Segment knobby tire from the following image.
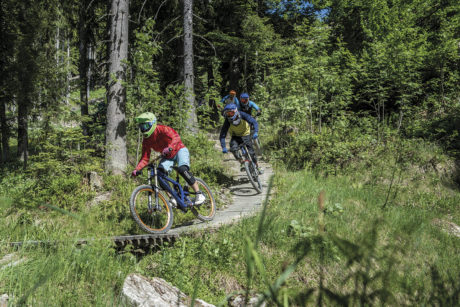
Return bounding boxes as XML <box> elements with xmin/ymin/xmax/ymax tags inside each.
<box><xmin>129</xmin><ymin>185</ymin><xmax>173</xmax><ymax>234</ymax></box>
<box><xmin>191</xmin><ymin>178</ymin><xmax>216</xmax><ymax>221</ymax></box>
<box><xmin>244</xmin><ymin>161</ymin><xmax>262</xmax><ymax>194</ymax></box>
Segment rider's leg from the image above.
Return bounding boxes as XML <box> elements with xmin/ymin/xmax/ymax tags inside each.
<box><xmin>177</xmin><ymin>165</ymin><xmax>196</xmax><ymax>189</ymax></box>
<box><xmin>229</xmin><ymin>136</ymin><xmax>244</xmax><ymax>163</ymax></box>
<box><xmin>158</xmin><ymin>155</ymin><xmax>179</xmax><ymax>206</ymax></box>
<box><xmin>176</xmin><ymin>148</ymin><xmax>205</xmax><ymax>204</ymax></box>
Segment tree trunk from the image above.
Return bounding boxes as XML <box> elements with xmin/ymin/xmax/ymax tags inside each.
<box><xmin>0</xmin><ymin>98</ymin><xmax>8</xmax><ymax>163</ymax></box>
<box><xmin>105</xmin><ymin>0</ymin><xmax>129</xmax><ymax>175</ymax></box>
<box><xmin>79</xmin><ymin>0</ymin><xmax>91</xmax><ymax>137</ymax></box>
<box><xmin>16</xmin><ymin>6</ymin><xmax>36</xmax><ymax>169</ymax></box>
<box><xmin>183</xmin><ymin>0</ymin><xmax>198</xmax><ymax>133</ymax></box>
<box><xmin>229</xmin><ymin>55</ymin><xmax>240</xmax><ymax>92</ymax></box>
<box><xmin>207</xmin><ymin>62</ymin><xmax>219</xmax><ymax>123</ymax></box>
<box><xmin>17</xmin><ymin>94</ymin><xmax>29</xmax><ymax>169</ymax></box>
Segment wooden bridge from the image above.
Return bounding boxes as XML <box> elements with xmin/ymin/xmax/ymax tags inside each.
<box><xmin>7</xmin><ymin>233</ymin><xmax>179</xmax><ymax>251</ymax></box>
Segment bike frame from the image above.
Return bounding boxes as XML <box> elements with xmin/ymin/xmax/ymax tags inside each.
<box><xmin>146</xmin><ymin>164</ymin><xmax>193</xmax><ymax>212</ymax></box>
<box><xmin>239</xmin><ymin>143</ymin><xmax>253</xmax><ymax>163</ymax></box>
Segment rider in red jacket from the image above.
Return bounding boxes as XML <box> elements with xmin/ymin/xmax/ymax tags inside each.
<box><xmin>134</xmin><ymin>124</ymin><xmax>185</xmax><ymax>172</ymax></box>
<box><xmin>132</xmin><ymin>112</ymin><xmax>205</xmax><ymax>205</ymax></box>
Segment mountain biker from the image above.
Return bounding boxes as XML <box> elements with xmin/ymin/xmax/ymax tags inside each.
<box><xmin>238</xmin><ymin>92</ymin><xmax>261</xmax><ymax>141</ymax></box>
<box><xmin>131</xmin><ymin>112</ymin><xmax>205</xmax><ymax>205</ymax></box>
<box><xmin>218</xmin><ymin>90</ymin><xmax>239</xmax><ymax>111</ymax></box>
<box><xmin>238</xmin><ymin>92</ymin><xmax>261</xmax><ymax>117</ymax></box>
<box><xmin>219</xmin><ymin>104</ymin><xmax>263</xmax><ymax>174</ymax></box>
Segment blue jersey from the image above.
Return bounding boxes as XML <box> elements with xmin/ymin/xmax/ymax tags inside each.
<box><xmin>237</xmin><ymin>100</ymin><xmax>260</xmax><ymax>115</ymax></box>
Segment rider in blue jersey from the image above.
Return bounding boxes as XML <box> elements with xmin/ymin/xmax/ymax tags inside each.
<box><xmin>238</xmin><ymin>93</ymin><xmax>261</xmax><ymax>142</ymax></box>
<box><xmin>238</xmin><ymin>93</ymin><xmax>261</xmax><ymax>117</ymax></box>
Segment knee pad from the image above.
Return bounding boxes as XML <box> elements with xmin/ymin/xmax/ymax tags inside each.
<box><xmin>177</xmin><ymin>165</ymin><xmax>196</xmax><ymax>186</ymax></box>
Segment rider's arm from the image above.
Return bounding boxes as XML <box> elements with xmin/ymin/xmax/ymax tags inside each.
<box><xmin>249</xmin><ymin>101</ymin><xmax>261</xmax><ymax>112</ymax></box>
<box><xmin>220</xmin><ymin>95</ymin><xmax>229</xmax><ymax>103</ymax></box>
<box><xmin>160</xmin><ymin>125</ymin><xmax>183</xmax><ymax>158</ymax></box>
<box><xmin>135</xmin><ymin>140</ymin><xmax>152</xmax><ymax>171</ymax></box>
<box><xmin>240</xmin><ymin>112</ymin><xmax>258</xmax><ymax>134</ymax></box>
<box><xmin>219</xmin><ymin>121</ymin><xmax>230</xmax><ymax>148</ymax></box>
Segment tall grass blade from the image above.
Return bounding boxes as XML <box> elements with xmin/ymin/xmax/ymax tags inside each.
<box><xmin>41</xmin><ymin>202</ymin><xmax>81</xmax><ymax>220</ymax></box>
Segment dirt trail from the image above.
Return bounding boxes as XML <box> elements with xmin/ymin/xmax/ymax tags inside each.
<box><xmin>169</xmin><ymin>135</ymin><xmax>273</xmax><ymax>235</ymax></box>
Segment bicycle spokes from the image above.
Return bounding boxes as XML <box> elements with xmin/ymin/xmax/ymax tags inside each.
<box><xmin>130</xmin><ymin>186</ymin><xmax>173</xmax><ymax>233</ymax></box>
<box><xmin>190</xmin><ymin>179</ymin><xmax>216</xmax><ymax>221</ymax></box>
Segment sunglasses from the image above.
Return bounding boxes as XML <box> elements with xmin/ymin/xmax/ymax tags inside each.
<box><xmin>225</xmin><ymin>110</ymin><xmax>236</xmax><ymax>117</ymax></box>
<box><xmin>138</xmin><ymin>122</ymin><xmax>152</xmax><ymax>132</ymax></box>
<box><xmin>240</xmin><ymin>98</ymin><xmax>248</xmax><ymax>103</ymax></box>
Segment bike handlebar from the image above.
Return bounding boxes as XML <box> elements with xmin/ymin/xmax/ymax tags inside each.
<box><xmin>135</xmin><ymin>155</ymin><xmax>163</xmax><ymax>176</ymax></box>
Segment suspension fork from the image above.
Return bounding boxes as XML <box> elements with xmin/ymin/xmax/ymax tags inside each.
<box><xmin>153</xmin><ymin>168</ymin><xmax>160</xmax><ymax>210</ymax></box>
<box><xmin>147</xmin><ymin>166</ymin><xmax>161</xmax><ymax>211</ymax></box>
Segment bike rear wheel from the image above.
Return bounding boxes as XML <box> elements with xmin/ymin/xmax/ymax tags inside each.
<box><xmin>129</xmin><ymin>185</ymin><xmax>173</xmax><ymax>234</ymax></box>
<box><xmin>191</xmin><ymin>178</ymin><xmax>216</xmax><ymax>222</ymax></box>
<box><xmin>244</xmin><ymin>161</ymin><xmax>262</xmax><ymax>193</ymax></box>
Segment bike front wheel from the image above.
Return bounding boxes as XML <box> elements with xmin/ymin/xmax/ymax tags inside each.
<box><xmin>244</xmin><ymin>161</ymin><xmax>262</xmax><ymax>194</ymax></box>
<box><xmin>191</xmin><ymin>178</ymin><xmax>216</xmax><ymax>222</ymax></box>
<box><xmin>129</xmin><ymin>185</ymin><xmax>174</xmax><ymax>234</ymax></box>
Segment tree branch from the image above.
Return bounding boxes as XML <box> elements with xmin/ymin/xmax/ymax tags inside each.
<box><xmin>192</xmin><ymin>13</ymin><xmax>207</xmax><ymax>23</ymax></box>
<box><xmin>165</xmin><ymin>35</ymin><xmax>182</xmax><ymax>45</ymax></box>
<box><xmin>154</xmin><ymin>16</ymin><xmax>181</xmax><ymax>42</ymax></box>
<box><xmin>154</xmin><ymin>0</ymin><xmax>169</xmax><ymax>22</ymax></box>
<box><xmin>85</xmin><ymin>0</ymin><xmax>96</xmax><ymax>13</ymax></box>
<box><xmin>137</xmin><ymin>0</ymin><xmax>148</xmax><ymax>24</ymax></box>
<box><xmin>193</xmin><ymin>33</ymin><xmax>217</xmax><ymax>57</ymax></box>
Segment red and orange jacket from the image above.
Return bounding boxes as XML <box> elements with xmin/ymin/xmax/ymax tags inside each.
<box><xmin>135</xmin><ymin>125</ymin><xmax>185</xmax><ymax>171</ymax></box>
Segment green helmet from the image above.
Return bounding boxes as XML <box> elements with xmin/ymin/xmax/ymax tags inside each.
<box><xmin>135</xmin><ymin>112</ymin><xmax>157</xmax><ymax>138</ymax></box>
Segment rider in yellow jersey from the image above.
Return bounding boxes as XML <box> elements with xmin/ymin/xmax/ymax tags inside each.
<box><xmin>219</xmin><ymin>104</ymin><xmax>263</xmax><ymax>174</ymax></box>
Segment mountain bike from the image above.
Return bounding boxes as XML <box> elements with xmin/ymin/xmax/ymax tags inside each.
<box><xmin>129</xmin><ymin>156</ymin><xmax>216</xmax><ymax>234</ymax></box>
<box><xmin>238</xmin><ymin>143</ymin><xmax>263</xmax><ymax>194</ymax></box>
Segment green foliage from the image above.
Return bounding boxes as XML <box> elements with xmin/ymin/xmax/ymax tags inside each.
<box><xmin>126</xmin><ymin>17</ymin><xmax>162</xmax><ymax>120</ymax></box>
<box><xmin>1</xmin><ymin>0</ymin><xmax>459</xmax><ymax>305</ymax></box>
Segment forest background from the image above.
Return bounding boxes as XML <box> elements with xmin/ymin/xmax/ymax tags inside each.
<box><xmin>0</xmin><ymin>0</ymin><xmax>459</xmax><ymax>305</ymax></box>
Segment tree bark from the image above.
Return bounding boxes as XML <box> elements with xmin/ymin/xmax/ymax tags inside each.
<box><xmin>17</xmin><ymin>92</ymin><xmax>29</xmax><ymax>169</ymax></box>
<box><xmin>16</xmin><ymin>5</ymin><xmax>36</xmax><ymax>169</ymax></box>
<box><xmin>0</xmin><ymin>2</ymin><xmax>11</xmax><ymax>164</ymax></box>
<box><xmin>183</xmin><ymin>0</ymin><xmax>198</xmax><ymax>133</ymax></box>
<box><xmin>207</xmin><ymin>62</ymin><xmax>219</xmax><ymax>123</ymax></box>
<box><xmin>0</xmin><ymin>98</ymin><xmax>8</xmax><ymax>163</ymax></box>
<box><xmin>79</xmin><ymin>0</ymin><xmax>92</xmax><ymax>137</ymax></box>
<box><xmin>105</xmin><ymin>0</ymin><xmax>129</xmax><ymax>175</ymax></box>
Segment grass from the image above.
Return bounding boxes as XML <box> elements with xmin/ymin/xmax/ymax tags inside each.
<box><xmin>129</xmin><ymin>166</ymin><xmax>459</xmax><ymax>305</ymax></box>
<box><xmin>1</xmin><ymin>135</ymin><xmax>459</xmax><ymax>305</ymax></box>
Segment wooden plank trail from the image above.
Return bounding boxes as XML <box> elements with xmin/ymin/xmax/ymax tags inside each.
<box><xmin>7</xmin><ymin>234</ymin><xmax>179</xmax><ymax>249</ymax></box>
